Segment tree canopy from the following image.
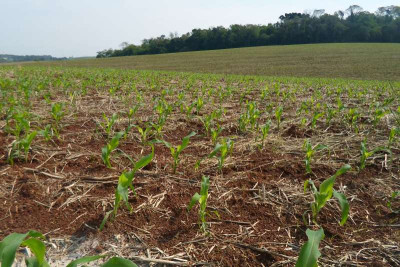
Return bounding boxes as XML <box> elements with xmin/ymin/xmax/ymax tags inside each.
<box><xmin>97</xmin><ymin>5</ymin><xmax>400</xmax><ymax>58</ymax></box>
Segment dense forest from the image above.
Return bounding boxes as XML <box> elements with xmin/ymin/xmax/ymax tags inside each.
<box><xmin>97</xmin><ymin>5</ymin><xmax>400</xmax><ymax>58</ymax></box>
<box><xmin>0</xmin><ymin>54</ymin><xmax>67</xmax><ymax>63</ymax></box>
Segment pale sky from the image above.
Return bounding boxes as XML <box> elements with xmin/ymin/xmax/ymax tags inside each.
<box><xmin>0</xmin><ymin>0</ymin><xmax>396</xmax><ymax>57</ymax></box>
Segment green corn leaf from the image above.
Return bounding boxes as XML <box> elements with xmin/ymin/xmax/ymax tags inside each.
<box><xmin>209</xmin><ymin>143</ymin><xmax>223</xmax><ymax>158</ymax></box>
<box><xmin>21</xmin><ymin>238</ymin><xmax>47</xmax><ymax>266</ymax></box>
<box><xmin>318</xmin><ymin>176</ymin><xmax>335</xmax><ymax>209</ymax></box>
<box><xmin>157</xmin><ymin>139</ymin><xmax>172</xmax><ymax>149</ymax></box>
<box><xmin>66</xmin><ymin>255</ymin><xmax>106</xmax><ymax>267</ymax></box>
<box><xmin>109</xmin><ymin>132</ymin><xmax>124</xmax><ymax>150</ymax></box>
<box><xmin>200</xmin><ymin>176</ymin><xmax>210</xmax><ymax>196</ymax></box>
<box><xmin>0</xmin><ymin>233</ymin><xmax>30</xmax><ymax>267</ymax></box>
<box><xmin>331</xmin><ymin>164</ymin><xmax>351</xmax><ymax>179</ymax></box>
<box><xmin>333</xmin><ymin>190</ymin><xmax>349</xmax><ymax>226</ymax></box>
<box><xmin>187</xmin><ymin>193</ymin><xmax>201</xmax><ymax>211</ymax></box>
<box><xmin>133</xmin><ymin>146</ymin><xmax>154</xmax><ymax>172</ymax></box>
<box><xmin>303</xmin><ymin>180</ymin><xmax>309</xmax><ymax>193</ymax></box>
<box><xmin>101</xmin><ymin>257</ymin><xmax>137</xmax><ymax>267</ymax></box>
<box><xmin>0</xmin><ymin>231</ymin><xmax>45</xmax><ymax>267</ymax></box>
<box><xmin>99</xmin><ymin>210</ymin><xmax>113</xmax><ymax>231</ymax></box>
<box><xmin>25</xmin><ymin>256</ymin><xmax>50</xmax><ymax>267</ymax></box>
<box><xmin>178</xmin><ymin>132</ymin><xmax>196</xmax><ymax>153</ymax></box>
<box><xmin>295</xmin><ymin>228</ymin><xmax>325</xmax><ymax>267</ymax></box>
<box><xmin>314</xmin><ymin>144</ymin><xmax>327</xmax><ymax>151</ymax></box>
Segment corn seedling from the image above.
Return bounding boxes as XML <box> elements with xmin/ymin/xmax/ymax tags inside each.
<box><xmin>196</xmin><ymin>96</ymin><xmax>204</xmax><ymax>114</ymax></box>
<box><xmin>0</xmin><ymin>230</ymin><xmax>138</xmax><ymax>267</ymax></box>
<box><xmin>0</xmin><ymin>230</ymin><xmax>49</xmax><ymax>267</ymax></box>
<box><xmin>337</xmin><ymin>97</ymin><xmax>344</xmax><ymax>112</ymax></box>
<box><xmin>187</xmin><ymin>175</ymin><xmax>210</xmax><ymax>233</ymax></box>
<box><xmin>304</xmin><ymin>164</ymin><xmax>351</xmax><ymax>225</ymax></box>
<box><xmin>295</xmin><ymin>228</ymin><xmax>325</xmax><ymax>267</ymax></box>
<box><xmin>200</xmin><ymin>114</ymin><xmax>214</xmax><ymax>136</ymax></box>
<box><xmin>373</xmin><ymin>107</ymin><xmax>387</xmax><ymax>127</ymax></box>
<box><xmin>197</xmin><ymin>138</ymin><xmax>234</xmax><ymax>172</ymax></box>
<box><xmin>10</xmin><ymin>110</ymin><xmax>30</xmax><ymax>139</ymax></box>
<box><xmin>151</xmin><ymin>115</ymin><xmax>166</xmax><ymax>138</ymax></box>
<box><xmin>39</xmin><ymin>124</ymin><xmax>53</xmax><ymax>142</ymax></box>
<box><xmin>388</xmin><ymin>127</ymin><xmax>399</xmax><ymax>149</ymax></box>
<box><xmin>8</xmin><ymin>131</ymin><xmax>37</xmax><ymax>165</ymax></box>
<box><xmin>326</xmin><ymin>107</ymin><xmax>337</xmax><ymax>125</ymax></box>
<box><xmin>157</xmin><ymin>132</ymin><xmax>196</xmax><ymax>173</ymax></box>
<box><xmin>136</xmin><ymin>124</ymin><xmax>153</xmax><ymax>145</ymax></box>
<box><xmin>184</xmin><ymin>102</ymin><xmax>196</xmax><ymax>119</ymax></box>
<box><xmin>101</xmin><ymin>113</ymin><xmax>118</xmax><ymax>138</ymax></box>
<box><xmin>346</xmin><ymin>108</ymin><xmax>359</xmax><ymax>133</ymax></box>
<box><xmin>238</xmin><ymin>112</ymin><xmax>250</xmax><ymax>133</ymax></box>
<box><xmin>50</xmin><ymin>102</ymin><xmax>65</xmax><ymax>137</ymax></box>
<box><xmin>246</xmin><ymin>101</ymin><xmax>260</xmax><ymax>130</ymax></box>
<box><xmin>101</xmin><ymin>131</ymin><xmax>124</xmax><ymax>168</ymax></box>
<box><xmin>387</xmin><ymin>191</ymin><xmax>400</xmax><ymax>212</ymax></box>
<box><xmin>359</xmin><ymin>140</ymin><xmax>389</xmax><ymax>171</ymax></box>
<box><xmin>102</xmin><ymin>146</ymin><xmax>154</xmax><ymax>228</ymax></box>
<box><xmin>127</xmin><ymin>105</ymin><xmax>139</xmax><ymax>126</ymax></box>
<box><xmin>311</xmin><ymin>111</ymin><xmax>324</xmax><ymax>129</ymax></box>
<box><xmin>303</xmin><ymin>140</ymin><xmax>327</xmax><ymax>175</ymax></box>
<box><xmin>275</xmin><ymin>106</ymin><xmax>283</xmax><ymax>130</ymax></box>
<box><xmin>259</xmin><ymin>120</ymin><xmax>271</xmax><ymax>148</ymax></box>
<box><xmin>211</xmin><ymin>125</ymin><xmax>223</xmax><ymax>145</ymax></box>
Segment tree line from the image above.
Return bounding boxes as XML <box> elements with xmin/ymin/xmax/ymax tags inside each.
<box><xmin>0</xmin><ymin>54</ymin><xmax>67</xmax><ymax>63</ymax></box>
<box><xmin>97</xmin><ymin>5</ymin><xmax>400</xmax><ymax>58</ymax></box>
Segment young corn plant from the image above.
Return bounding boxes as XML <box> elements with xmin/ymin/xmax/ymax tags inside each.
<box><xmin>196</xmin><ymin>96</ymin><xmax>204</xmax><ymax>115</ymax></box>
<box><xmin>346</xmin><ymin>108</ymin><xmax>359</xmax><ymax>133</ymax></box>
<box><xmin>325</xmin><ymin>107</ymin><xmax>337</xmax><ymax>126</ymax></box>
<box><xmin>303</xmin><ymin>140</ymin><xmax>327</xmax><ymax>175</ymax></box>
<box><xmin>311</xmin><ymin>111</ymin><xmax>324</xmax><ymax>129</ymax></box>
<box><xmin>183</xmin><ymin>102</ymin><xmax>196</xmax><ymax>119</ymax></box>
<box><xmin>197</xmin><ymin>138</ymin><xmax>234</xmax><ymax>172</ymax></box>
<box><xmin>20</xmin><ymin>131</ymin><xmax>37</xmax><ymax>162</ymax></box>
<box><xmin>200</xmin><ymin>114</ymin><xmax>214</xmax><ymax>136</ymax></box>
<box><xmin>258</xmin><ymin>120</ymin><xmax>271</xmax><ymax>148</ymax></box>
<box><xmin>101</xmin><ymin>146</ymin><xmax>154</xmax><ymax>228</ymax></box>
<box><xmin>275</xmin><ymin>106</ymin><xmax>283</xmax><ymax>130</ymax></box>
<box><xmin>388</xmin><ymin>127</ymin><xmax>399</xmax><ymax>150</ymax></box>
<box><xmin>101</xmin><ymin>131</ymin><xmax>124</xmax><ymax>168</ymax></box>
<box><xmin>359</xmin><ymin>140</ymin><xmax>389</xmax><ymax>171</ymax></box>
<box><xmin>101</xmin><ymin>113</ymin><xmax>118</xmax><ymax>138</ymax></box>
<box><xmin>373</xmin><ymin>107</ymin><xmax>387</xmax><ymax>127</ymax></box>
<box><xmin>135</xmin><ymin>124</ymin><xmax>153</xmax><ymax>145</ymax></box>
<box><xmin>0</xmin><ymin>230</ymin><xmax>49</xmax><ymax>267</ymax></box>
<box><xmin>127</xmin><ymin>105</ymin><xmax>139</xmax><ymax>126</ymax></box>
<box><xmin>304</xmin><ymin>164</ymin><xmax>351</xmax><ymax>225</ymax></box>
<box><xmin>0</xmin><ymin>230</ymin><xmax>138</xmax><ymax>267</ymax></box>
<box><xmin>238</xmin><ymin>112</ymin><xmax>250</xmax><ymax>133</ymax></box>
<box><xmin>387</xmin><ymin>191</ymin><xmax>399</xmax><ymax>212</ymax></box>
<box><xmin>39</xmin><ymin>124</ymin><xmax>53</xmax><ymax>142</ymax></box>
<box><xmin>151</xmin><ymin>116</ymin><xmax>166</xmax><ymax>138</ymax></box>
<box><xmin>187</xmin><ymin>175</ymin><xmax>210</xmax><ymax>233</ymax></box>
<box><xmin>246</xmin><ymin>101</ymin><xmax>260</xmax><ymax>131</ymax></box>
<box><xmin>295</xmin><ymin>228</ymin><xmax>325</xmax><ymax>267</ymax></box>
<box><xmin>157</xmin><ymin>132</ymin><xmax>196</xmax><ymax>174</ymax></box>
<box><xmin>210</xmin><ymin>125</ymin><xmax>223</xmax><ymax>145</ymax></box>
<box><xmin>50</xmin><ymin>102</ymin><xmax>65</xmax><ymax>137</ymax></box>
<box><xmin>8</xmin><ymin>131</ymin><xmax>37</xmax><ymax>165</ymax></box>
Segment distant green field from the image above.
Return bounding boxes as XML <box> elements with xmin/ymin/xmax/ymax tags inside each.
<box><xmin>30</xmin><ymin>43</ymin><xmax>400</xmax><ymax>80</ymax></box>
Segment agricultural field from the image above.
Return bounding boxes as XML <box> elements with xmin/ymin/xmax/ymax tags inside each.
<box><xmin>0</xmin><ymin>65</ymin><xmax>400</xmax><ymax>266</ymax></box>
<box><xmin>31</xmin><ymin>43</ymin><xmax>400</xmax><ymax>81</ymax></box>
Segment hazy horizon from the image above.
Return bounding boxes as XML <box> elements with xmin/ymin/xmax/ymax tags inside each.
<box><xmin>1</xmin><ymin>0</ymin><xmax>396</xmax><ymax>57</ymax></box>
